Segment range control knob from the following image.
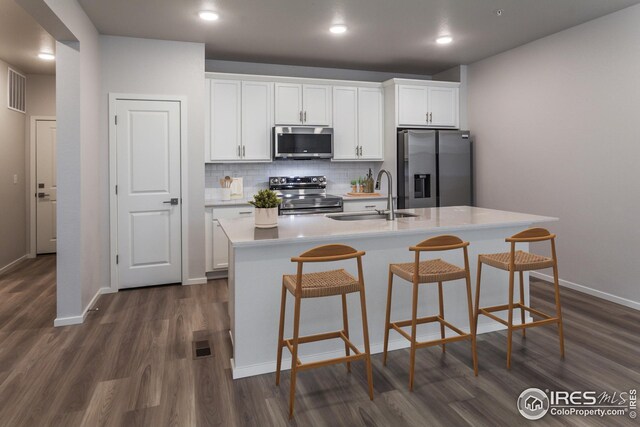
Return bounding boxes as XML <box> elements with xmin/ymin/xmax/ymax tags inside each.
<box><xmin>319</xmin><ymin>177</ymin><xmax>326</xmax><ymax>182</ymax></box>
<box><xmin>312</xmin><ymin>177</ymin><xmax>318</xmax><ymax>183</ymax></box>
<box><xmin>270</xmin><ymin>178</ymin><xmax>279</xmax><ymax>185</ymax></box>
<box><xmin>280</xmin><ymin>177</ymin><xmax>287</xmax><ymax>184</ymax></box>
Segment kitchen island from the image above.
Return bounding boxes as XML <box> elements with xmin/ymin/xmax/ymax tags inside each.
<box><xmin>219</xmin><ymin>206</ymin><xmax>557</xmax><ymax>379</ymax></box>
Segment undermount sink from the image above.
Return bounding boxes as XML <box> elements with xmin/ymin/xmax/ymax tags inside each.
<box><xmin>327</xmin><ymin>211</ymin><xmax>418</xmax><ymax>221</ymax></box>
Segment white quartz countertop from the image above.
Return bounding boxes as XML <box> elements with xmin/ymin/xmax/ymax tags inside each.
<box><xmin>218</xmin><ymin>206</ymin><xmax>557</xmax><ymax>247</ymax></box>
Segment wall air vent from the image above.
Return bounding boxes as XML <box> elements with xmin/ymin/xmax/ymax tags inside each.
<box><xmin>7</xmin><ymin>68</ymin><xmax>26</xmax><ymax>113</ymax></box>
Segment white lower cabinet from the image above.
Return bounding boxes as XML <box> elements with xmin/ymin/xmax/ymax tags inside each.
<box><xmin>206</xmin><ymin>205</ymin><xmax>254</xmax><ymax>272</ymax></box>
<box><xmin>342</xmin><ymin>199</ymin><xmax>388</xmax><ymax>212</ymax></box>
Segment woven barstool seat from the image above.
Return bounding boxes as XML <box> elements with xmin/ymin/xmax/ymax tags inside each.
<box><xmin>283</xmin><ymin>269</ymin><xmax>360</xmax><ymax>298</ymax></box>
<box><xmin>478</xmin><ymin>250</ymin><xmax>554</xmax><ymax>272</ymax></box>
<box><xmin>390</xmin><ymin>259</ymin><xmax>467</xmax><ymax>283</ymax></box>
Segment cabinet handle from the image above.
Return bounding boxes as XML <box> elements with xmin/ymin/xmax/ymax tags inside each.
<box><xmin>299</xmin><ymin>111</ymin><xmax>303</xmax><ymax>123</ymax></box>
<box><xmin>359</xmin><ymin>146</ymin><xmax>363</xmax><ymax>156</ymax></box>
<box><xmin>356</xmin><ymin>146</ymin><xmax>359</xmax><ymax>156</ymax></box>
<box><xmin>365</xmin><ymin>205</ymin><xmax>376</xmax><ymax>208</ymax></box>
<box><xmin>429</xmin><ymin>112</ymin><xmax>433</xmax><ymax>123</ymax></box>
<box><xmin>237</xmin><ymin>146</ymin><xmax>241</xmax><ymax>157</ymax></box>
<box><xmin>426</xmin><ymin>113</ymin><xmax>429</xmax><ymax>123</ymax></box>
<box><xmin>242</xmin><ymin>145</ymin><xmax>245</xmax><ymax>157</ymax></box>
<box><xmin>239</xmin><ymin>211</ymin><xmax>252</xmax><ymax>215</ymax></box>
<box><xmin>303</xmin><ymin>111</ymin><xmax>307</xmax><ymax>122</ymax></box>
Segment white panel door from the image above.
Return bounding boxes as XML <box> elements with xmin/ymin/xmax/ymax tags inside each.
<box><xmin>357</xmin><ymin>87</ymin><xmax>384</xmax><ymax>160</ymax></box>
<box><xmin>211</xmin><ymin>80</ymin><xmax>241</xmax><ymax>161</ymax></box>
<box><xmin>274</xmin><ymin>83</ymin><xmax>303</xmax><ymax>125</ymax></box>
<box><xmin>116</xmin><ymin>99</ymin><xmax>182</xmax><ymax>288</ymax></box>
<box><xmin>398</xmin><ymin>85</ymin><xmax>428</xmax><ymax>126</ymax></box>
<box><xmin>36</xmin><ymin>120</ymin><xmax>57</xmax><ymax>254</ymax></box>
<box><xmin>241</xmin><ymin>81</ymin><xmax>273</xmax><ymax>161</ymax></box>
<box><xmin>302</xmin><ymin>84</ymin><xmax>331</xmax><ymax>126</ymax></box>
<box><xmin>428</xmin><ymin>86</ymin><xmax>459</xmax><ymax>127</ymax></box>
<box><xmin>332</xmin><ymin>86</ymin><xmax>358</xmax><ymax>160</ymax></box>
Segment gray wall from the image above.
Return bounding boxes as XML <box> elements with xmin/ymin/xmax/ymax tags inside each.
<box><xmin>468</xmin><ymin>4</ymin><xmax>640</xmax><ymax>306</ymax></box>
<box><xmin>0</xmin><ymin>60</ymin><xmax>26</xmax><ymax>271</ymax></box>
<box><xmin>206</xmin><ymin>59</ymin><xmax>431</xmax><ymax>82</ymax></box>
<box><xmin>100</xmin><ymin>35</ymin><xmax>206</xmax><ymax>283</ymax></box>
<box><xmin>25</xmin><ymin>73</ymin><xmax>56</xmax><ymax>255</ymax></box>
<box><xmin>44</xmin><ymin>0</ymin><xmax>103</xmax><ymax>323</ymax></box>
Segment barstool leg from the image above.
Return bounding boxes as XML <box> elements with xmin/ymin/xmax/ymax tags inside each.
<box><xmin>408</xmin><ymin>282</ymin><xmax>420</xmax><ymax>391</ymax></box>
<box><xmin>506</xmin><ymin>270</ymin><xmax>515</xmax><ymax>369</ymax></box>
<box><xmin>465</xmin><ymin>273</ymin><xmax>479</xmax><ymax>376</ymax></box>
<box><xmin>276</xmin><ymin>284</ymin><xmax>287</xmax><ymax>385</ymax></box>
<box><xmin>474</xmin><ymin>260</ymin><xmax>483</xmax><ymax>336</ymax></box>
<box><xmin>341</xmin><ymin>294</ymin><xmax>351</xmax><ymax>373</ymax></box>
<box><xmin>383</xmin><ymin>269</ymin><xmax>393</xmax><ymax>366</ymax></box>
<box><xmin>437</xmin><ymin>282</ymin><xmax>446</xmax><ymax>353</ymax></box>
<box><xmin>358</xmin><ymin>287</ymin><xmax>374</xmax><ymax>400</ymax></box>
<box><xmin>519</xmin><ymin>271</ymin><xmax>526</xmax><ymax>338</ymax></box>
<box><xmin>289</xmin><ymin>295</ymin><xmax>302</xmax><ymax>419</ymax></box>
<box><xmin>553</xmin><ymin>263</ymin><xmax>565</xmax><ymax>359</ymax></box>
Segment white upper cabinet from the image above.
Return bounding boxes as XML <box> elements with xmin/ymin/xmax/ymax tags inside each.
<box><xmin>208</xmin><ymin>79</ymin><xmax>273</xmax><ymax>162</ymax></box>
<box><xmin>210</xmin><ymin>79</ymin><xmax>241</xmax><ymax>161</ymax></box>
<box><xmin>332</xmin><ymin>86</ymin><xmax>383</xmax><ymax>161</ymax></box>
<box><xmin>275</xmin><ymin>83</ymin><xmax>331</xmax><ymax>126</ymax></box>
<box><xmin>302</xmin><ymin>84</ymin><xmax>332</xmax><ymax>126</ymax></box>
<box><xmin>427</xmin><ymin>86</ymin><xmax>458</xmax><ymax>127</ymax></box>
<box><xmin>241</xmin><ymin>81</ymin><xmax>273</xmax><ymax>161</ymax></box>
<box><xmin>397</xmin><ymin>82</ymin><xmax>459</xmax><ymax>128</ymax></box>
<box><xmin>357</xmin><ymin>87</ymin><xmax>383</xmax><ymax>160</ymax></box>
<box><xmin>274</xmin><ymin>83</ymin><xmax>303</xmax><ymax>125</ymax></box>
<box><xmin>332</xmin><ymin>86</ymin><xmax>359</xmax><ymax>160</ymax></box>
<box><xmin>398</xmin><ymin>85</ymin><xmax>429</xmax><ymax>126</ymax></box>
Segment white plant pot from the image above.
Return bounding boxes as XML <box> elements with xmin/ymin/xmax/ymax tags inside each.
<box><xmin>254</xmin><ymin>207</ymin><xmax>278</xmax><ymax>229</ymax></box>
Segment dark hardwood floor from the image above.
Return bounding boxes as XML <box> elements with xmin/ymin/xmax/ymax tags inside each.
<box><xmin>0</xmin><ymin>256</ymin><xmax>638</xmax><ymax>426</ymax></box>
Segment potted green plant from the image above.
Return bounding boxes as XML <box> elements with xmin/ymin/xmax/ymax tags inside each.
<box><xmin>350</xmin><ymin>179</ymin><xmax>358</xmax><ymax>193</ymax></box>
<box><xmin>249</xmin><ymin>189</ymin><xmax>281</xmax><ymax>228</ymax></box>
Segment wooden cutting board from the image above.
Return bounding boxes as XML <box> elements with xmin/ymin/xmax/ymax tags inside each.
<box><xmin>345</xmin><ymin>192</ymin><xmax>382</xmax><ymax>197</ymax></box>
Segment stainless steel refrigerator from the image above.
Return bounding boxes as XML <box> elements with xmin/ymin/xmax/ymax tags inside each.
<box><xmin>397</xmin><ymin>130</ymin><xmax>472</xmax><ymax>209</ymax></box>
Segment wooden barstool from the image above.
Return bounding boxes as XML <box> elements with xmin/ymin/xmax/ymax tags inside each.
<box><xmin>383</xmin><ymin>235</ymin><xmax>478</xmax><ymax>391</ymax></box>
<box><xmin>275</xmin><ymin>244</ymin><xmax>374</xmax><ymax>418</ymax></box>
<box><xmin>474</xmin><ymin>227</ymin><xmax>565</xmax><ymax>369</ymax></box>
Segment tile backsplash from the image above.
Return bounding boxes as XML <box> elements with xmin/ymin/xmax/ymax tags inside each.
<box><xmin>205</xmin><ymin>160</ymin><xmax>382</xmax><ymax>195</ymax></box>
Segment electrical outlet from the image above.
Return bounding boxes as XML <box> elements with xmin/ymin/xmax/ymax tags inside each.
<box><xmin>13</xmin><ymin>174</ymin><xmax>18</xmax><ymax>184</ymax></box>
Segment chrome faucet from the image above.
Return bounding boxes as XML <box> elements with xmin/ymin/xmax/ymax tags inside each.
<box><xmin>375</xmin><ymin>169</ymin><xmax>395</xmax><ymax>220</ymax></box>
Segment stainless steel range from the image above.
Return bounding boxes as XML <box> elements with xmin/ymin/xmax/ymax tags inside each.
<box><xmin>269</xmin><ymin>176</ymin><xmax>343</xmax><ymax>215</ymax></box>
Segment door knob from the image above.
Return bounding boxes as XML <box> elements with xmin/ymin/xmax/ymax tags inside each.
<box><xmin>163</xmin><ymin>198</ymin><xmax>179</xmax><ymax>205</ymax></box>
<box><xmin>37</xmin><ymin>192</ymin><xmax>50</xmax><ymax>198</ymax></box>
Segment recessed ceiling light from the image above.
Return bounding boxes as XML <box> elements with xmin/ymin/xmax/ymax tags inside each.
<box><xmin>330</xmin><ymin>24</ymin><xmax>347</xmax><ymax>34</ymax></box>
<box><xmin>38</xmin><ymin>52</ymin><xmax>55</xmax><ymax>61</ymax></box>
<box><xmin>436</xmin><ymin>36</ymin><xmax>453</xmax><ymax>45</ymax></box>
<box><xmin>199</xmin><ymin>10</ymin><xmax>219</xmax><ymax>21</ymax></box>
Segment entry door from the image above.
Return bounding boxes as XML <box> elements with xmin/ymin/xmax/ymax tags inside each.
<box><xmin>36</xmin><ymin>120</ymin><xmax>57</xmax><ymax>254</ymax></box>
<box><xmin>115</xmin><ymin>99</ymin><xmax>182</xmax><ymax>288</ymax></box>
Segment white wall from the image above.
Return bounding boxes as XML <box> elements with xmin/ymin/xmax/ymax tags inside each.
<box><xmin>206</xmin><ymin>59</ymin><xmax>431</xmax><ymax>82</ymax></box>
<box><xmin>44</xmin><ymin>0</ymin><xmax>103</xmax><ymax>324</ymax></box>
<box><xmin>468</xmin><ymin>4</ymin><xmax>640</xmax><ymax>306</ymax></box>
<box><xmin>0</xmin><ymin>60</ymin><xmax>26</xmax><ymax>271</ymax></box>
<box><xmin>100</xmin><ymin>35</ymin><xmax>206</xmax><ymax>283</ymax></box>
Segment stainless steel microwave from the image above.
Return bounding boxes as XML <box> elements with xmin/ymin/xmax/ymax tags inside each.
<box><xmin>273</xmin><ymin>126</ymin><xmax>333</xmax><ymax>159</ymax></box>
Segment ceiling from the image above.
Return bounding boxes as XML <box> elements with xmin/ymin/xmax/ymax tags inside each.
<box><xmin>77</xmin><ymin>0</ymin><xmax>640</xmax><ymax>75</ymax></box>
<box><xmin>0</xmin><ymin>0</ymin><xmax>55</xmax><ymax>74</ymax></box>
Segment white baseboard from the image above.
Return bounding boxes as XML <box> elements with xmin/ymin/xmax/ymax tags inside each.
<box><xmin>530</xmin><ymin>272</ymin><xmax>639</xmax><ymax>311</ymax></box>
<box><xmin>54</xmin><ymin>286</ymin><xmax>111</xmax><ymax>327</ymax></box>
<box><xmin>231</xmin><ymin>318</ymin><xmax>529</xmax><ymax>379</ymax></box>
<box><xmin>183</xmin><ymin>277</ymin><xmax>207</xmax><ymax>286</ymax></box>
<box><xmin>0</xmin><ymin>255</ymin><xmax>27</xmax><ymax>275</ymax></box>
